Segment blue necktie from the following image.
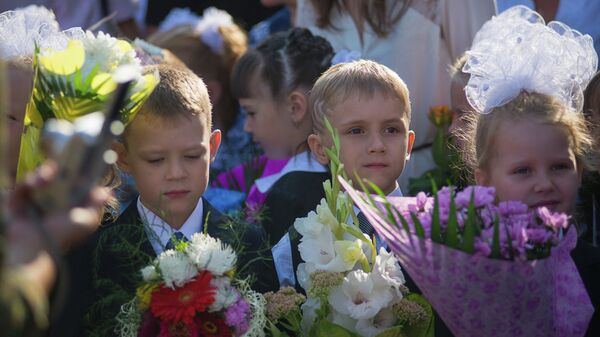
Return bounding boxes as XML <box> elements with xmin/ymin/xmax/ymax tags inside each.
<box><xmin>357</xmin><ymin>211</ymin><xmax>375</xmax><ymax>237</ymax></box>
<box><xmin>165</xmin><ymin>231</ymin><xmax>188</xmax><ymax>250</ymax></box>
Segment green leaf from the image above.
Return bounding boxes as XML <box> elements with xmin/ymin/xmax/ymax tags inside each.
<box><xmin>444</xmin><ymin>188</ymin><xmax>459</xmax><ymax>248</ymax></box>
<box><xmin>491</xmin><ymin>215</ymin><xmax>501</xmax><ymax>259</ymax></box>
<box><xmin>430</xmin><ymin>194</ymin><xmax>442</xmax><ymax>243</ymax></box>
<box><xmin>504</xmin><ymin>222</ymin><xmax>514</xmax><ymax>260</ymax></box>
<box><xmin>461</xmin><ymin>189</ymin><xmax>476</xmax><ymax>253</ymax></box>
<box><xmin>313</xmin><ymin>320</ymin><xmax>361</xmax><ymax>337</ymax></box>
<box><xmin>410</xmin><ymin>212</ymin><xmax>425</xmax><ymax>238</ymax></box>
<box><xmin>401</xmin><ymin>294</ymin><xmax>435</xmax><ymax>337</ymax></box>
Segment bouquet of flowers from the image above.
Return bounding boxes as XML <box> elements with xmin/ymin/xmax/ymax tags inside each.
<box><xmin>116</xmin><ymin>232</ymin><xmax>267</xmax><ymax>337</ymax></box>
<box><xmin>340</xmin><ymin>179</ymin><xmax>594</xmax><ymax>337</ymax></box>
<box><xmin>284</xmin><ymin>120</ymin><xmax>433</xmax><ymax>337</ymax></box>
<box><xmin>16</xmin><ymin>29</ymin><xmax>158</xmax><ymax>180</ymax></box>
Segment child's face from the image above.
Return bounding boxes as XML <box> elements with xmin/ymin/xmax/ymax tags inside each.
<box><xmin>239</xmin><ymin>75</ymin><xmax>299</xmax><ymax>159</ymax></box>
<box><xmin>476</xmin><ymin>120</ymin><xmax>581</xmax><ymax>214</ymax></box>
<box><xmin>117</xmin><ymin>114</ymin><xmax>220</xmax><ymax>228</ymax></box>
<box><xmin>311</xmin><ymin>92</ymin><xmax>415</xmax><ymax>195</ymax></box>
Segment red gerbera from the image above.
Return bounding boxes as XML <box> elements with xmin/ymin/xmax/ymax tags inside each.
<box><xmin>150</xmin><ymin>271</ymin><xmax>215</xmax><ymax>324</ymax></box>
<box><xmin>196</xmin><ymin>313</ymin><xmax>232</xmax><ymax>337</ymax></box>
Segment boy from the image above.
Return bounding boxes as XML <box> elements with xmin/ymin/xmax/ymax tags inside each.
<box><xmin>84</xmin><ymin>64</ymin><xmax>276</xmax><ymax>336</ymax></box>
<box><xmin>272</xmin><ymin>60</ymin><xmax>415</xmax><ymax>287</ymax></box>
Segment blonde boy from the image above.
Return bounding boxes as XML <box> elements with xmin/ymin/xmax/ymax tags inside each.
<box><xmin>274</xmin><ymin>60</ymin><xmax>415</xmax><ymax>288</ymax></box>
<box><xmin>308</xmin><ymin>60</ymin><xmax>415</xmax><ymax>195</ymax></box>
<box><xmin>85</xmin><ymin>64</ymin><xmax>276</xmax><ymax>336</ymax></box>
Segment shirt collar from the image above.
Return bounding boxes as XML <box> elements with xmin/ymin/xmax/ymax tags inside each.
<box><xmin>254</xmin><ymin>151</ymin><xmax>327</xmax><ymax>193</ymax></box>
<box><xmin>137</xmin><ymin>197</ymin><xmax>204</xmax><ymax>255</ymax></box>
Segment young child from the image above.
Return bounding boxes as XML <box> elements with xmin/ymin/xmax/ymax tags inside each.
<box><xmin>149</xmin><ymin>7</ymin><xmax>256</xmax><ymax>175</ymax></box>
<box><xmin>231</xmin><ymin>27</ymin><xmax>334</xmax><ymax>244</ymax></box>
<box><xmin>462</xmin><ymin>7</ymin><xmax>599</xmax><ymax>335</ymax></box>
<box><xmin>271</xmin><ymin>59</ymin><xmax>415</xmax><ymax>287</ymax></box>
<box><xmin>84</xmin><ymin>64</ymin><xmax>277</xmax><ymax>336</ymax></box>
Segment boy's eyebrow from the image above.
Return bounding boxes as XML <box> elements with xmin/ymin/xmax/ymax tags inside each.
<box><xmin>337</xmin><ymin>116</ymin><xmax>405</xmax><ymax>126</ymax></box>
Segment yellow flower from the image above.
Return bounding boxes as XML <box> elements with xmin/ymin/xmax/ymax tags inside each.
<box><xmin>39</xmin><ymin>39</ymin><xmax>85</xmax><ymax>76</ymax></box>
<box><xmin>91</xmin><ymin>72</ymin><xmax>117</xmax><ymax>96</ymax></box>
<box><xmin>334</xmin><ymin>240</ymin><xmax>365</xmax><ymax>266</ymax></box>
<box><xmin>136</xmin><ymin>284</ymin><xmax>158</xmax><ymax>310</ymax></box>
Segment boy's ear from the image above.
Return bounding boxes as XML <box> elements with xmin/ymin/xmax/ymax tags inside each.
<box><xmin>474</xmin><ymin>168</ymin><xmax>487</xmax><ymax>185</ymax></box>
<box><xmin>113</xmin><ymin>141</ymin><xmax>130</xmax><ymax>173</ymax></box>
<box><xmin>308</xmin><ymin>133</ymin><xmax>330</xmax><ymax>165</ymax></box>
<box><xmin>405</xmin><ymin>130</ymin><xmax>416</xmax><ymax>160</ymax></box>
<box><xmin>288</xmin><ymin>90</ymin><xmax>308</xmax><ymax>124</ymax></box>
<box><xmin>209</xmin><ymin>130</ymin><xmax>222</xmax><ymax>162</ymax></box>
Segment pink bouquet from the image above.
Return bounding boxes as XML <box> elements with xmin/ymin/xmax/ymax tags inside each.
<box><xmin>340</xmin><ymin>178</ymin><xmax>594</xmax><ymax>337</ymax></box>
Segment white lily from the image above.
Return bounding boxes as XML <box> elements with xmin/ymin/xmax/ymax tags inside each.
<box><xmin>328</xmin><ymin>269</ymin><xmax>393</xmax><ymax>320</ymax></box>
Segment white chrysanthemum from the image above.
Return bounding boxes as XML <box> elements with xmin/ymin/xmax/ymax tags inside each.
<box><xmin>140</xmin><ymin>265</ymin><xmax>160</xmax><ymax>282</ymax></box>
<box><xmin>79</xmin><ymin>31</ymin><xmax>140</xmax><ymax>78</ymax></box>
<box><xmin>187</xmin><ymin>233</ymin><xmax>237</xmax><ymax>276</ymax></box>
<box><xmin>157</xmin><ymin>249</ymin><xmax>197</xmax><ymax>289</ymax></box>
<box><xmin>372</xmin><ymin>248</ymin><xmax>405</xmax><ymax>298</ymax></box>
<box><xmin>328</xmin><ymin>270</ymin><xmax>394</xmax><ymax>320</ymax></box>
<box><xmin>208</xmin><ymin>277</ymin><xmax>238</xmax><ymax>312</ymax></box>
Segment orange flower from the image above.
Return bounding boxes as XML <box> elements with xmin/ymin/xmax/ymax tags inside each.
<box><xmin>428</xmin><ymin>105</ymin><xmax>453</xmax><ymax>127</ymax></box>
<box><xmin>150</xmin><ymin>271</ymin><xmax>215</xmax><ymax>324</ymax></box>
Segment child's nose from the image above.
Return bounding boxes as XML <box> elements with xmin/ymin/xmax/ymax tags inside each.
<box><xmin>533</xmin><ymin>172</ymin><xmax>555</xmax><ymax>193</ymax></box>
<box><xmin>166</xmin><ymin>159</ymin><xmax>187</xmax><ymax>180</ymax></box>
<box><xmin>368</xmin><ymin>133</ymin><xmax>386</xmax><ymax>153</ymax></box>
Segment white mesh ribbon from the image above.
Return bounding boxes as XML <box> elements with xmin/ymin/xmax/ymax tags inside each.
<box><xmin>464</xmin><ymin>5</ymin><xmax>598</xmax><ymax>114</ymax></box>
<box><xmin>158</xmin><ymin>7</ymin><xmax>201</xmax><ymax>32</ymax></box>
<box><xmin>0</xmin><ymin>5</ymin><xmax>61</xmax><ymax>59</ymax></box>
<box><xmin>195</xmin><ymin>7</ymin><xmax>235</xmax><ymax>55</ymax></box>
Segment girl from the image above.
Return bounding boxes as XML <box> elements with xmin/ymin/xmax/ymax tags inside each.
<box><xmin>231</xmin><ymin>27</ymin><xmax>334</xmax><ymax>244</ymax></box>
<box><xmin>462</xmin><ymin>7</ymin><xmax>599</xmax><ymax>336</ymax></box>
<box><xmin>149</xmin><ymin>7</ymin><xmax>256</xmax><ymax>175</ymax></box>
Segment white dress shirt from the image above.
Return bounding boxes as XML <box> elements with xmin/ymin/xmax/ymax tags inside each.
<box><xmin>137</xmin><ymin>197</ymin><xmax>204</xmax><ymax>255</ymax></box>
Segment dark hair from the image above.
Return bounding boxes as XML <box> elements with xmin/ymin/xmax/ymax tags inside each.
<box><xmin>231</xmin><ymin>27</ymin><xmax>334</xmax><ymax>101</ymax></box>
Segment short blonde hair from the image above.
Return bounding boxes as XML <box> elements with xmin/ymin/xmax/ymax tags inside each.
<box><xmin>310</xmin><ymin>60</ymin><xmax>411</xmax><ymax>133</ymax></box>
<box><xmin>125</xmin><ymin>63</ymin><xmax>212</xmax><ymax>140</ymax></box>
<box><xmin>463</xmin><ymin>90</ymin><xmax>595</xmax><ymax>173</ymax></box>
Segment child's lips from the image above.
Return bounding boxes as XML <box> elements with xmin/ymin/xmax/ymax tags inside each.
<box><xmin>164</xmin><ymin>190</ymin><xmax>190</xmax><ymax>198</ymax></box>
<box><xmin>364</xmin><ymin>163</ymin><xmax>388</xmax><ymax>169</ymax></box>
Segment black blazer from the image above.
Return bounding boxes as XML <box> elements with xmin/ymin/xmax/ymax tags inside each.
<box><xmin>262</xmin><ymin>171</ymin><xmax>331</xmax><ymax>246</ymax></box>
<box><xmin>83</xmin><ymin>198</ymin><xmax>277</xmax><ymax>337</ymax></box>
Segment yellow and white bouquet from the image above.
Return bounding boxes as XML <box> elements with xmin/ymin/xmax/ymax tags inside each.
<box><xmin>17</xmin><ymin>30</ymin><xmax>158</xmax><ymax>180</ymax></box>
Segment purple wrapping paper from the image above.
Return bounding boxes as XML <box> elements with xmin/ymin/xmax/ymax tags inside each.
<box><xmin>339</xmin><ymin>178</ymin><xmax>594</xmax><ymax>337</ymax></box>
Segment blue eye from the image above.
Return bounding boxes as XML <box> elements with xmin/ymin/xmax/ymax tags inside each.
<box><xmin>347</xmin><ymin>128</ymin><xmax>363</xmax><ymax>135</ymax></box>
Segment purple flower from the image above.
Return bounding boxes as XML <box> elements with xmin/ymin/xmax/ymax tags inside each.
<box><xmin>474</xmin><ymin>238</ymin><xmax>492</xmax><ymax>257</ymax></box>
<box><xmin>225</xmin><ymin>298</ymin><xmax>251</xmax><ymax>336</ymax></box>
<box><xmin>455</xmin><ymin>186</ymin><xmax>496</xmax><ymax>209</ymax></box>
<box><xmin>527</xmin><ymin>228</ymin><xmax>553</xmax><ymax>245</ymax></box>
<box><xmin>416</xmin><ymin>192</ymin><xmax>429</xmax><ymax>210</ymax></box>
<box><xmin>537</xmin><ymin>207</ymin><xmax>569</xmax><ymax>231</ymax></box>
<box><xmin>497</xmin><ymin>201</ymin><xmax>529</xmax><ymax>216</ymax></box>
